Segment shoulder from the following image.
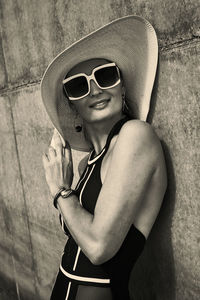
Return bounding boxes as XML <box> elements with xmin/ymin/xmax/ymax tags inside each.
<box><xmin>120</xmin><ymin>119</ymin><xmax>155</xmax><ymax>136</ymax></box>
<box><xmin>114</xmin><ymin>120</ymin><xmax>163</xmax><ymax>164</ymax></box>
<box><xmin>119</xmin><ymin>120</ymin><xmax>160</xmax><ymax>148</ymax></box>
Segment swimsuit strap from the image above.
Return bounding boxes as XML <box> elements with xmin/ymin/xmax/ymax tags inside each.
<box><xmin>88</xmin><ymin>115</ymin><xmax>130</xmax><ymax>165</ymax></box>
<box><xmin>104</xmin><ymin>115</ymin><xmax>130</xmax><ymax>152</ymax></box>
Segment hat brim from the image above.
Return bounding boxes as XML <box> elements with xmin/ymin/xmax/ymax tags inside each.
<box><xmin>41</xmin><ymin>15</ymin><xmax>158</xmax><ymax>151</ymax></box>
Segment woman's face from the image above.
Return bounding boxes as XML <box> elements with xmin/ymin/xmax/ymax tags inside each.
<box><xmin>66</xmin><ymin>58</ymin><xmax>124</xmax><ymax>124</ymax></box>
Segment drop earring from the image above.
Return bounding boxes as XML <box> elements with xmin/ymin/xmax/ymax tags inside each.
<box><xmin>122</xmin><ymin>93</ymin><xmax>126</xmax><ymax>111</ymax></box>
<box><xmin>122</xmin><ymin>93</ymin><xmax>129</xmax><ymax>114</ymax></box>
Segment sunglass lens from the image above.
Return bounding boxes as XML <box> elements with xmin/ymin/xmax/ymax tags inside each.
<box><xmin>64</xmin><ymin>76</ymin><xmax>88</xmax><ymax>98</ymax></box>
<box><xmin>95</xmin><ymin>66</ymin><xmax>119</xmax><ymax>88</ymax></box>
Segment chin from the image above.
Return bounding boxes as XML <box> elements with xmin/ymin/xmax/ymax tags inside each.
<box><xmin>87</xmin><ymin>109</ymin><xmax>122</xmax><ymax>124</ymax></box>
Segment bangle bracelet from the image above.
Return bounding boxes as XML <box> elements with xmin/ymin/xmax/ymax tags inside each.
<box><xmin>53</xmin><ymin>187</ymin><xmax>66</xmax><ymax>209</ymax></box>
<box><xmin>53</xmin><ymin>187</ymin><xmax>74</xmax><ymax>209</ymax></box>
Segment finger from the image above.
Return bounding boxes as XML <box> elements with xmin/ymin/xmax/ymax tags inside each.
<box><xmin>48</xmin><ymin>146</ymin><xmax>56</xmax><ymax>158</ymax></box>
<box><xmin>51</xmin><ymin>130</ymin><xmax>63</xmax><ymax>157</ymax></box>
<box><xmin>63</xmin><ymin>146</ymin><xmax>73</xmax><ymax>163</ymax></box>
<box><xmin>51</xmin><ymin>130</ymin><xmax>63</xmax><ymax>147</ymax></box>
<box><xmin>64</xmin><ymin>139</ymin><xmax>71</xmax><ymax>150</ymax></box>
<box><xmin>58</xmin><ymin>131</ymin><xmax>66</xmax><ymax>148</ymax></box>
<box><xmin>55</xmin><ymin>129</ymin><xmax>66</xmax><ymax>148</ymax></box>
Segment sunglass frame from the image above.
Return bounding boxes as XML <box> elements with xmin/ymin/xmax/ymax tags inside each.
<box><xmin>63</xmin><ymin>62</ymin><xmax>121</xmax><ymax>100</ymax></box>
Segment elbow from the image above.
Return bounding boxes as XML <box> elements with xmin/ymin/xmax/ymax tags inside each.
<box><xmin>90</xmin><ymin>254</ymin><xmax>105</xmax><ymax>266</ymax></box>
<box><xmin>88</xmin><ymin>242</ymin><xmax>114</xmax><ymax>265</ymax></box>
<box><xmin>89</xmin><ymin>257</ymin><xmax>102</xmax><ymax>266</ymax></box>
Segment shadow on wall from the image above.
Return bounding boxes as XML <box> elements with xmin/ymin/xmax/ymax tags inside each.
<box><xmin>0</xmin><ymin>272</ymin><xmax>36</xmax><ymax>300</ymax></box>
<box><xmin>0</xmin><ymin>198</ymin><xmax>36</xmax><ymax>300</ymax></box>
<box><xmin>0</xmin><ymin>272</ymin><xmax>17</xmax><ymax>300</ymax></box>
<box><xmin>129</xmin><ymin>60</ymin><xmax>176</xmax><ymax>300</ymax></box>
<box><xmin>0</xmin><ymin>272</ymin><xmax>37</xmax><ymax>300</ymax></box>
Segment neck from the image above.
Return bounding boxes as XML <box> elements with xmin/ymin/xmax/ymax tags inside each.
<box><xmin>84</xmin><ymin>112</ymin><xmax>126</xmax><ymax>154</ymax></box>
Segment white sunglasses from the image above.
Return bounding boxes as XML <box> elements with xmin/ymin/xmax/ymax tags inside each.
<box><xmin>63</xmin><ymin>62</ymin><xmax>121</xmax><ymax>100</ymax></box>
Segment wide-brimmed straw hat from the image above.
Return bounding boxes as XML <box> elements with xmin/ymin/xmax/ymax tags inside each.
<box><xmin>41</xmin><ymin>15</ymin><xmax>158</xmax><ymax>151</ymax></box>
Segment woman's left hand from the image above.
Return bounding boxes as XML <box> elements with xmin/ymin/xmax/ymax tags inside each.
<box><xmin>42</xmin><ymin>131</ymin><xmax>74</xmax><ymax>197</ymax></box>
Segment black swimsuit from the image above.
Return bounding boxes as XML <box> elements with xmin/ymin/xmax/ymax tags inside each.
<box><xmin>50</xmin><ymin>117</ymin><xmax>146</xmax><ymax>300</ymax></box>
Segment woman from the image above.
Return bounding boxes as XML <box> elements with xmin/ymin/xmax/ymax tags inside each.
<box><xmin>41</xmin><ymin>16</ymin><xmax>167</xmax><ymax>300</ymax></box>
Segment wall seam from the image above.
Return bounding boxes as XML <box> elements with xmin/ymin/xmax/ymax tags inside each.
<box><xmin>0</xmin><ymin>37</ymin><xmax>199</xmax><ymax>97</ymax></box>
<box><xmin>0</xmin><ymin>2</ymin><xmax>8</xmax><ymax>88</ymax></box>
<box><xmin>0</xmin><ymin>6</ymin><xmax>20</xmax><ymax>299</ymax></box>
<box><xmin>0</xmin><ymin>81</ymin><xmax>39</xmax><ymax>96</ymax></box>
<box><xmin>11</xmin><ymin>255</ymin><xmax>21</xmax><ymax>300</ymax></box>
<box><xmin>161</xmin><ymin>37</ymin><xmax>200</xmax><ymax>52</ymax></box>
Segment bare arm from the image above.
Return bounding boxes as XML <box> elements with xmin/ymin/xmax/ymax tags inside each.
<box><xmin>44</xmin><ymin>121</ymin><xmax>165</xmax><ymax>264</ymax></box>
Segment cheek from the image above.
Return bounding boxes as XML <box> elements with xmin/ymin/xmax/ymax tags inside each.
<box><xmin>69</xmin><ymin>100</ymin><xmax>84</xmax><ymax>112</ymax></box>
<box><xmin>72</xmin><ymin>101</ymin><xmax>89</xmax><ymax>118</ymax></box>
<box><xmin>115</xmin><ymin>97</ymin><xmax>123</xmax><ymax>111</ymax></box>
<box><xmin>112</xmin><ymin>89</ymin><xmax>123</xmax><ymax>106</ymax></box>
<box><xmin>111</xmin><ymin>84</ymin><xmax>123</xmax><ymax>99</ymax></box>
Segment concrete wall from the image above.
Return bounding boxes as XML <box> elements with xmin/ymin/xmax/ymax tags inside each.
<box><xmin>0</xmin><ymin>1</ymin><xmax>199</xmax><ymax>299</ymax></box>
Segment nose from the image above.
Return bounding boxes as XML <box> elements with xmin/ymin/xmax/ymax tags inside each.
<box><xmin>89</xmin><ymin>79</ymin><xmax>102</xmax><ymax>96</ymax></box>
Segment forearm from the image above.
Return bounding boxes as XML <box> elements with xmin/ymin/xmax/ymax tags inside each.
<box><xmin>57</xmin><ymin>194</ymin><xmax>101</xmax><ymax>263</ymax></box>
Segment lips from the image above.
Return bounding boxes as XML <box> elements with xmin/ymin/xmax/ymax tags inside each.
<box><xmin>89</xmin><ymin>98</ymin><xmax>110</xmax><ymax>108</ymax></box>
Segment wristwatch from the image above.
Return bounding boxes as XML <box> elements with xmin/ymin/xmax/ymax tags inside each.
<box><xmin>53</xmin><ymin>187</ymin><xmax>74</xmax><ymax>209</ymax></box>
<box><xmin>60</xmin><ymin>189</ymin><xmax>74</xmax><ymax>198</ymax></box>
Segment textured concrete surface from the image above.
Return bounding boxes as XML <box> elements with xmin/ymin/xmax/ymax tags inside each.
<box><xmin>131</xmin><ymin>41</ymin><xmax>200</xmax><ymax>300</ymax></box>
<box><xmin>0</xmin><ymin>95</ymin><xmax>38</xmax><ymax>299</ymax></box>
<box><xmin>0</xmin><ymin>87</ymin><xmax>87</xmax><ymax>299</ymax></box>
<box><xmin>0</xmin><ymin>30</ymin><xmax>7</xmax><ymax>89</ymax></box>
<box><xmin>155</xmin><ymin>43</ymin><xmax>200</xmax><ymax>300</ymax></box>
<box><xmin>0</xmin><ymin>1</ymin><xmax>199</xmax><ymax>299</ymax></box>
<box><xmin>0</xmin><ymin>0</ymin><xmax>199</xmax><ymax>87</ymax></box>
